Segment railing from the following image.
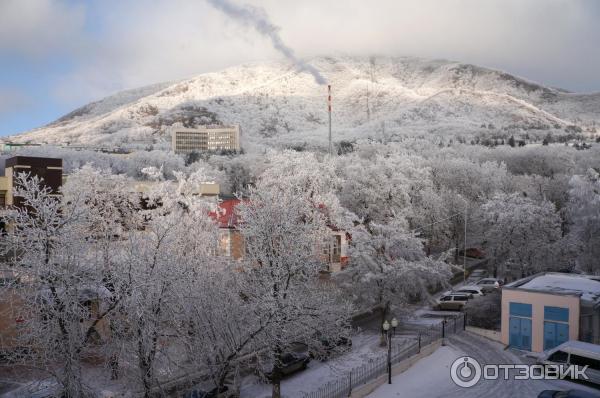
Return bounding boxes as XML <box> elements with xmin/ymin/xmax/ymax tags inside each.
<box><xmin>301</xmin><ymin>314</ymin><xmax>464</xmax><ymax>398</ymax></box>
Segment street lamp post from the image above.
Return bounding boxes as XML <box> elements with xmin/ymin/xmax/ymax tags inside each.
<box><xmin>383</xmin><ymin>318</ymin><xmax>398</xmax><ymax>384</ymax></box>
<box><xmin>463</xmin><ymin>199</ymin><xmax>468</xmax><ymax>283</ymax></box>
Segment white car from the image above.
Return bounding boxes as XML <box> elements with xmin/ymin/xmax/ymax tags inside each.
<box><xmin>436</xmin><ymin>293</ymin><xmax>472</xmax><ymax>311</ymax></box>
<box><xmin>453</xmin><ymin>285</ymin><xmax>485</xmax><ymax>296</ymax></box>
<box><xmin>475</xmin><ymin>278</ymin><xmax>501</xmax><ymax>292</ymax></box>
<box><xmin>539</xmin><ymin>340</ymin><xmax>600</xmax><ymax>385</ymax></box>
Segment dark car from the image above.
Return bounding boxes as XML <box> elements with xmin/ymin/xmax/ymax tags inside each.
<box><xmin>182</xmin><ymin>383</ymin><xmax>229</xmax><ymax>398</ymax></box>
<box><xmin>182</xmin><ymin>389</ymin><xmax>217</xmax><ymax>398</ymax></box>
<box><xmin>538</xmin><ymin>390</ymin><xmax>600</xmax><ymax>398</ymax></box>
<box><xmin>458</xmin><ymin>248</ymin><xmax>486</xmax><ymax>259</ymax></box>
<box><xmin>311</xmin><ymin>335</ymin><xmax>352</xmax><ymax>360</ymax></box>
<box><xmin>265</xmin><ymin>352</ymin><xmax>310</xmax><ymax>380</ymax></box>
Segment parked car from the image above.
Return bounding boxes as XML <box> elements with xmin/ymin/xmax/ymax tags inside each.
<box><xmin>182</xmin><ymin>382</ymin><xmax>230</xmax><ymax>398</ymax></box>
<box><xmin>475</xmin><ymin>278</ymin><xmax>500</xmax><ymax>293</ymax></box>
<box><xmin>452</xmin><ymin>285</ymin><xmax>485</xmax><ymax>297</ymax></box>
<box><xmin>458</xmin><ymin>248</ymin><xmax>486</xmax><ymax>259</ymax></box>
<box><xmin>467</xmin><ymin>269</ymin><xmax>486</xmax><ymax>282</ymax></box>
<box><xmin>538</xmin><ymin>341</ymin><xmax>600</xmax><ymax>385</ymax></box>
<box><xmin>538</xmin><ymin>390</ymin><xmax>600</xmax><ymax>398</ymax></box>
<box><xmin>182</xmin><ymin>388</ymin><xmax>219</xmax><ymax>398</ymax></box>
<box><xmin>312</xmin><ymin>335</ymin><xmax>352</xmax><ymax>360</ymax></box>
<box><xmin>264</xmin><ymin>352</ymin><xmax>310</xmax><ymax>380</ymax></box>
<box><xmin>436</xmin><ymin>293</ymin><xmax>472</xmax><ymax>311</ymax></box>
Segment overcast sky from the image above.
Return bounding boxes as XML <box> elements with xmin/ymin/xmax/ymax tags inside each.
<box><xmin>1</xmin><ymin>0</ymin><xmax>599</xmax><ymax>136</ymax></box>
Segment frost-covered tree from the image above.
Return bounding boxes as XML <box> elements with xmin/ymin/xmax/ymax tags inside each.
<box><xmin>336</xmin><ymin>150</ymin><xmax>429</xmax><ymax>224</ymax></box>
<box><xmin>340</xmin><ymin>219</ymin><xmax>451</xmax><ymax>332</ymax></box>
<box><xmin>429</xmin><ymin>157</ymin><xmax>511</xmax><ymax>202</ymax></box>
<box><xmin>481</xmin><ymin>193</ymin><xmax>566</xmax><ymax>279</ymax></box>
<box><xmin>0</xmin><ymin>173</ymin><xmax>125</xmax><ymax>397</ymax></box>
<box><xmin>116</xmin><ymin>169</ymin><xmax>220</xmax><ymax>397</ymax></box>
<box><xmin>567</xmin><ymin>169</ymin><xmax>600</xmax><ymax>274</ymax></box>
<box><xmin>408</xmin><ymin>186</ymin><xmax>448</xmax><ymax>255</ymax></box>
<box><xmin>236</xmin><ymin>171</ymin><xmax>352</xmax><ymax>398</ymax></box>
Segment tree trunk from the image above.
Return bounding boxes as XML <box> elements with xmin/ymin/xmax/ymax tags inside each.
<box><xmin>109</xmin><ymin>354</ymin><xmax>119</xmax><ymax>380</ymax></box>
<box><xmin>272</xmin><ymin>379</ymin><xmax>282</xmax><ymax>398</ymax></box>
<box><xmin>272</xmin><ymin>346</ymin><xmax>283</xmax><ymax>398</ymax></box>
<box><xmin>217</xmin><ymin>364</ymin><xmax>231</xmax><ymax>394</ymax></box>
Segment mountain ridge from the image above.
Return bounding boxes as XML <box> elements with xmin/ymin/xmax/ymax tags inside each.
<box><xmin>7</xmin><ymin>56</ymin><xmax>599</xmax><ymax>149</ymax></box>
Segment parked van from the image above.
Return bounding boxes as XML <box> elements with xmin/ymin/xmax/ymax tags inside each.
<box><xmin>436</xmin><ymin>293</ymin><xmax>472</xmax><ymax>311</ymax></box>
<box><xmin>539</xmin><ymin>341</ymin><xmax>600</xmax><ymax>385</ymax></box>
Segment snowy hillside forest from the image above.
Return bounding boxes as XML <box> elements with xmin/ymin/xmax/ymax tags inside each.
<box><xmin>5</xmin><ymin>56</ymin><xmax>600</xmax><ymax>149</ymax></box>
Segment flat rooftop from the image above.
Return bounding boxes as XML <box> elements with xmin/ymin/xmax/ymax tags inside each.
<box><xmin>5</xmin><ymin>156</ymin><xmax>62</xmax><ymax>168</ymax></box>
<box><xmin>506</xmin><ymin>272</ymin><xmax>600</xmax><ymax>303</ymax></box>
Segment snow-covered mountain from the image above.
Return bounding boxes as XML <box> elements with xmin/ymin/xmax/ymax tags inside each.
<box><xmin>7</xmin><ymin>56</ymin><xmax>600</xmax><ymax>149</ymax></box>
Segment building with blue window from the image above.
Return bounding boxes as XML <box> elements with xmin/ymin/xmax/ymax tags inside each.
<box><xmin>501</xmin><ymin>273</ymin><xmax>600</xmax><ymax>352</ymax></box>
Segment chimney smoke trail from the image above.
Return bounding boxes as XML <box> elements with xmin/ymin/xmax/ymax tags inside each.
<box><xmin>205</xmin><ymin>0</ymin><xmax>326</xmax><ymax>85</ymax></box>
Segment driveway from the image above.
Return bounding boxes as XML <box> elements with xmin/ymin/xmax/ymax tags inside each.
<box><xmin>368</xmin><ymin>332</ymin><xmax>600</xmax><ymax>398</ymax></box>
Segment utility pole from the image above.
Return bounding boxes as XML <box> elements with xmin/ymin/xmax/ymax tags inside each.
<box><xmin>366</xmin><ymin>83</ymin><xmax>370</xmax><ymax>122</ymax></box>
<box><xmin>328</xmin><ymin>84</ymin><xmax>332</xmax><ymax>156</ymax></box>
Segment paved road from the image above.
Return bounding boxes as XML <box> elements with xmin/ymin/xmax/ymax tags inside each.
<box><xmin>444</xmin><ymin>332</ymin><xmax>600</xmax><ymax>398</ymax></box>
<box><xmin>369</xmin><ymin>331</ymin><xmax>600</xmax><ymax>398</ymax></box>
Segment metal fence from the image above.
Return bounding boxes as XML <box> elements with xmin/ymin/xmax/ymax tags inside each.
<box><xmin>301</xmin><ymin>314</ymin><xmax>464</xmax><ymax>398</ymax></box>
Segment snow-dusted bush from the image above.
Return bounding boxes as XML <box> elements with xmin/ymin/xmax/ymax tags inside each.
<box><xmin>465</xmin><ymin>291</ymin><xmax>501</xmax><ymax>330</ymax></box>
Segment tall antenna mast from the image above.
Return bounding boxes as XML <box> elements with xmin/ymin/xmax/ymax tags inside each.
<box><xmin>328</xmin><ymin>84</ymin><xmax>332</xmax><ymax>156</ymax></box>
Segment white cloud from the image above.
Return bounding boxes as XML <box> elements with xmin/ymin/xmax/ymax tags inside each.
<box><xmin>0</xmin><ymin>0</ymin><xmax>86</xmax><ymax>57</ymax></box>
<box><xmin>8</xmin><ymin>0</ymin><xmax>600</xmax><ymax>107</ymax></box>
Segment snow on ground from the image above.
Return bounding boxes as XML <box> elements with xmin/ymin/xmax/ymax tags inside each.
<box><xmin>366</xmin><ymin>345</ymin><xmax>459</xmax><ymax>398</ymax></box>
<box><xmin>405</xmin><ymin>309</ymin><xmax>462</xmax><ymax>328</ymax></box>
<box><xmin>240</xmin><ymin>333</ymin><xmax>411</xmax><ymax>398</ymax></box>
<box><xmin>368</xmin><ymin>332</ymin><xmax>600</xmax><ymax>398</ymax></box>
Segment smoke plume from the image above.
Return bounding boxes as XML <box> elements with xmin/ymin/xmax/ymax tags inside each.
<box><xmin>205</xmin><ymin>0</ymin><xmax>326</xmax><ymax>85</ymax></box>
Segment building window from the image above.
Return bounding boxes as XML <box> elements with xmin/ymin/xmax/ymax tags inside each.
<box><xmin>544</xmin><ymin>306</ymin><xmax>569</xmax><ymax>350</ymax></box>
<box><xmin>323</xmin><ymin>235</ymin><xmax>341</xmax><ymax>264</ymax></box>
<box><xmin>544</xmin><ymin>306</ymin><xmax>569</xmax><ymax>322</ymax></box>
<box><xmin>509</xmin><ymin>302</ymin><xmax>532</xmax><ymax>350</ymax></box>
<box><xmin>509</xmin><ymin>302</ymin><xmax>532</xmax><ymax>317</ymax></box>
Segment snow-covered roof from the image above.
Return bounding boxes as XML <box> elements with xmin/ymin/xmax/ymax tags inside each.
<box><xmin>506</xmin><ymin>272</ymin><xmax>600</xmax><ymax>303</ymax></box>
<box><xmin>545</xmin><ymin>340</ymin><xmax>600</xmax><ymax>358</ymax></box>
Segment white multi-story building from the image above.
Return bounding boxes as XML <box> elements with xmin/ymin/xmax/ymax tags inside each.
<box><xmin>171</xmin><ymin>125</ymin><xmax>241</xmax><ymax>154</ymax></box>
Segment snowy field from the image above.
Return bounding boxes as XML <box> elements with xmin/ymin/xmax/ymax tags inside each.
<box><xmin>368</xmin><ymin>333</ymin><xmax>600</xmax><ymax>398</ymax></box>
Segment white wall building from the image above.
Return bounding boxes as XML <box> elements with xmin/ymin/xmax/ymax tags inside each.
<box><xmin>171</xmin><ymin>125</ymin><xmax>241</xmax><ymax>154</ymax></box>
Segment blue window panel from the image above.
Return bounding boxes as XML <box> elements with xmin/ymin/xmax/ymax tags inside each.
<box><xmin>509</xmin><ymin>317</ymin><xmax>521</xmax><ymax>348</ymax></box>
<box><xmin>521</xmin><ymin>318</ymin><xmax>532</xmax><ymax>350</ymax></box>
<box><xmin>544</xmin><ymin>306</ymin><xmax>569</xmax><ymax>322</ymax></box>
<box><xmin>510</xmin><ymin>302</ymin><xmax>532</xmax><ymax>317</ymax></box>
<box><xmin>544</xmin><ymin>321</ymin><xmax>569</xmax><ymax>350</ymax></box>
<box><xmin>544</xmin><ymin>322</ymin><xmax>557</xmax><ymax>350</ymax></box>
<box><xmin>556</xmin><ymin>323</ymin><xmax>569</xmax><ymax>346</ymax></box>
<box><xmin>509</xmin><ymin>317</ymin><xmax>532</xmax><ymax>350</ymax></box>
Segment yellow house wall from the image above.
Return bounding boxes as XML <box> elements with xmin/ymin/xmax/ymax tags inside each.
<box><xmin>501</xmin><ymin>288</ymin><xmax>580</xmax><ymax>352</ymax></box>
<box><xmin>2</xmin><ymin>167</ymin><xmax>13</xmax><ymax>205</ymax></box>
